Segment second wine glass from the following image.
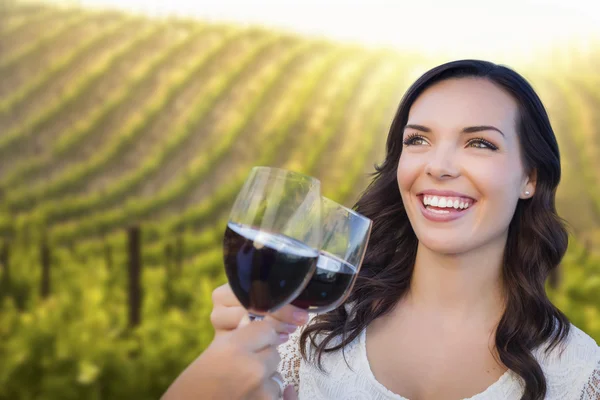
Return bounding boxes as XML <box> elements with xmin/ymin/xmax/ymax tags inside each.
<box><xmin>291</xmin><ymin>196</ymin><xmax>372</xmax><ymax>313</ymax></box>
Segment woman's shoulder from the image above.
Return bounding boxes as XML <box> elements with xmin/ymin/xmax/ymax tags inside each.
<box><xmin>570</xmin><ymin>324</ymin><xmax>600</xmax><ymax>364</ymax></box>
<box><xmin>533</xmin><ymin>323</ymin><xmax>600</xmax><ymax>396</ymax></box>
<box><xmin>534</xmin><ymin>323</ymin><xmax>599</xmax><ymax>367</ymax></box>
<box><xmin>566</xmin><ymin>323</ymin><xmax>599</xmax><ymax>351</ymax></box>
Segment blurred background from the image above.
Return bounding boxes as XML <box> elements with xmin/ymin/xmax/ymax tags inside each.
<box><xmin>0</xmin><ymin>0</ymin><xmax>599</xmax><ymax>398</ymax></box>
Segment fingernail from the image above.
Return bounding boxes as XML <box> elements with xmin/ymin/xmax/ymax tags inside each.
<box><xmin>284</xmin><ymin>323</ymin><xmax>298</xmax><ymax>333</ymax></box>
<box><xmin>293</xmin><ymin>311</ymin><xmax>308</xmax><ymax>324</ymax></box>
<box><xmin>279</xmin><ymin>333</ymin><xmax>290</xmax><ymax>343</ymax></box>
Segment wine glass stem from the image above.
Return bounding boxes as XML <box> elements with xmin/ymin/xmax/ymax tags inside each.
<box><xmin>248</xmin><ymin>313</ymin><xmax>264</xmax><ymax>322</ymax></box>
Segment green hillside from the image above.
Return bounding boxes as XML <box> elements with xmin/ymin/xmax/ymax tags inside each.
<box><xmin>0</xmin><ymin>2</ymin><xmax>598</xmax><ymax>399</ymax></box>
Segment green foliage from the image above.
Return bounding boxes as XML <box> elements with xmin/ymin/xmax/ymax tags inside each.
<box><xmin>0</xmin><ymin>10</ymin><xmax>85</xmax><ymax>73</ymax></box>
<box><xmin>0</xmin><ymin>14</ymin><xmax>129</xmax><ymax>115</ymax></box>
<box><xmin>0</xmin><ymin>16</ymin><xmax>149</xmax><ymax>172</ymax></box>
<box><xmin>0</xmin><ymin>251</ymin><xmax>223</xmax><ymax>400</ymax></box>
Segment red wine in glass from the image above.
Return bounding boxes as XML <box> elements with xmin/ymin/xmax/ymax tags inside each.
<box><xmin>290</xmin><ymin>196</ymin><xmax>371</xmax><ymax>314</ymax></box>
<box><xmin>224</xmin><ymin>222</ymin><xmax>318</xmax><ymax>315</ymax></box>
<box><xmin>223</xmin><ymin>167</ymin><xmax>322</xmax><ymax>321</ymax></box>
<box><xmin>291</xmin><ymin>251</ymin><xmax>356</xmax><ymax>310</ymax></box>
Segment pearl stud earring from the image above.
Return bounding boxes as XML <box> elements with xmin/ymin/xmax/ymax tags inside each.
<box><xmin>525</xmin><ymin>191</ymin><xmax>530</xmax><ymax>196</ymax></box>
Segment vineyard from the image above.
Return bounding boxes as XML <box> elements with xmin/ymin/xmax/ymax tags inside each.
<box><xmin>0</xmin><ymin>2</ymin><xmax>599</xmax><ymax>399</ymax></box>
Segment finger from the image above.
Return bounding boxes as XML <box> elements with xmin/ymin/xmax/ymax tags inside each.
<box><xmin>283</xmin><ymin>385</ymin><xmax>298</xmax><ymax>400</ymax></box>
<box><xmin>211</xmin><ymin>283</ymin><xmax>241</xmax><ymax>307</ymax></box>
<box><xmin>233</xmin><ymin>319</ymin><xmax>287</xmax><ymax>352</ymax></box>
<box><xmin>254</xmin><ymin>346</ymin><xmax>281</xmax><ymax>377</ymax></box>
<box><xmin>267</xmin><ymin>304</ymin><xmax>309</xmax><ymax>327</ymax></box>
<box><xmin>263</xmin><ymin>315</ymin><xmax>302</xmax><ymax>336</ymax></box>
<box><xmin>210</xmin><ymin>305</ymin><xmax>247</xmax><ymax>331</ymax></box>
<box><xmin>236</xmin><ymin>314</ymin><xmax>298</xmax><ymax>336</ymax></box>
<box><xmin>237</xmin><ymin>313</ymin><xmax>250</xmax><ymax>328</ymax></box>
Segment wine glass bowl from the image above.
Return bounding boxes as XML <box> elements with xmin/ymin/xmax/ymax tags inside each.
<box><xmin>223</xmin><ymin>167</ymin><xmax>322</xmax><ymax>320</ymax></box>
<box><xmin>291</xmin><ymin>196</ymin><xmax>372</xmax><ymax>314</ymax></box>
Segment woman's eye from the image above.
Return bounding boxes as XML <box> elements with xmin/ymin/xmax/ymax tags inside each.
<box><xmin>467</xmin><ymin>138</ymin><xmax>498</xmax><ymax>151</ymax></box>
<box><xmin>403</xmin><ymin>134</ymin><xmax>428</xmax><ymax>146</ymax></box>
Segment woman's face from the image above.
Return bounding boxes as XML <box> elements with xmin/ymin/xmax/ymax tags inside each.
<box><xmin>397</xmin><ymin>77</ymin><xmax>535</xmax><ymax>255</ymax></box>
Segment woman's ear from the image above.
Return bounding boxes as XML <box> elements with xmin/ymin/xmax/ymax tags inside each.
<box><xmin>521</xmin><ymin>168</ymin><xmax>537</xmax><ymax>199</ymax></box>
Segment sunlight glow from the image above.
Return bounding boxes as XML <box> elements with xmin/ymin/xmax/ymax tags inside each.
<box><xmin>66</xmin><ymin>0</ymin><xmax>600</xmax><ymax>62</ymax></box>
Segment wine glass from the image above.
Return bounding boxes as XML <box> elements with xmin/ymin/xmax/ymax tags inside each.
<box><xmin>291</xmin><ymin>196</ymin><xmax>372</xmax><ymax>313</ymax></box>
<box><xmin>223</xmin><ymin>166</ymin><xmax>322</xmax><ymax>321</ymax></box>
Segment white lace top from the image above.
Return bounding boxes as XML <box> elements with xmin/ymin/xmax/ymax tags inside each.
<box><xmin>277</xmin><ymin>313</ymin><xmax>600</xmax><ymax>399</ymax></box>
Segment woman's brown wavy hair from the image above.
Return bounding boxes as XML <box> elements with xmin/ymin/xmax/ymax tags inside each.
<box><xmin>300</xmin><ymin>59</ymin><xmax>571</xmax><ymax>400</ymax></box>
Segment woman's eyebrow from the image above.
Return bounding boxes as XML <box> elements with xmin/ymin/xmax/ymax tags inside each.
<box><xmin>462</xmin><ymin>125</ymin><xmax>505</xmax><ymax>137</ymax></box>
<box><xmin>404</xmin><ymin>124</ymin><xmax>430</xmax><ymax>132</ymax></box>
<box><xmin>404</xmin><ymin>124</ymin><xmax>505</xmax><ymax>137</ymax></box>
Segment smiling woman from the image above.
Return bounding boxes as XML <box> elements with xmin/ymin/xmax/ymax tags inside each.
<box><xmin>285</xmin><ymin>60</ymin><xmax>600</xmax><ymax>400</ymax></box>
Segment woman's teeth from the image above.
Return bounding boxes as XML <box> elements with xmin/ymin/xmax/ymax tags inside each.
<box><xmin>422</xmin><ymin>195</ymin><xmax>472</xmax><ymax>210</ymax></box>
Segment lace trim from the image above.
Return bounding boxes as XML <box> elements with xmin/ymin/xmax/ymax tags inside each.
<box><xmin>580</xmin><ymin>359</ymin><xmax>600</xmax><ymax>400</ymax></box>
<box><xmin>277</xmin><ymin>324</ymin><xmax>304</xmax><ymax>395</ymax></box>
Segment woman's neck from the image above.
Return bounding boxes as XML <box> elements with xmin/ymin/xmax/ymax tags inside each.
<box><xmin>403</xmin><ymin>237</ymin><xmax>507</xmax><ymax>327</ymax></box>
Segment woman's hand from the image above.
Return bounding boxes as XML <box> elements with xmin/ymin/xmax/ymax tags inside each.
<box><xmin>162</xmin><ymin>318</ymin><xmax>292</xmax><ymax>400</ymax></box>
<box><xmin>210</xmin><ymin>283</ymin><xmax>310</xmax><ymax>339</ymax></box>
<box><xmin>209</xmin><ymin>283</ymin><xmax>309</xmax><ymax>399</ymax></box>
<box><xmin>162</xmin><ymin>284</ymin><xmax>308</xmax><ymax>400</ymax></box>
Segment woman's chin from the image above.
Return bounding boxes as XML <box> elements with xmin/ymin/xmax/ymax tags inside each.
<box><xmin>417</xmin><ymin>236</ymin><xmax>474</xmax><ymax>256</ymax></box>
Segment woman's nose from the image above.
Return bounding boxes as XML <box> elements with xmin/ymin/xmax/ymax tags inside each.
<box><xmin>424</xmin><ymin>146</ymin><xmax>460</xmax><ymax>179</ymax></box>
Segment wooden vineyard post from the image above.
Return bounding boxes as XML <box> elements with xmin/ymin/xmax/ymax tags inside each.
<box><xmin>127</xmin><ymin>226</ymin><xmax>142</xmax><ymax>328</ymax></box>
<box><xmin>40</xmin><ymin>234</ymin><xmax>51</xmax><ymax>299</ymax></box>
<box><xmin>0</xmin><ymin>240</ymin><xmax>10</xmax><ymax>294</ymax></box>
<box><xmin>163</xmin><ymin>239</ymin><xmax>174</xmax><ymax>309</ymax></box>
